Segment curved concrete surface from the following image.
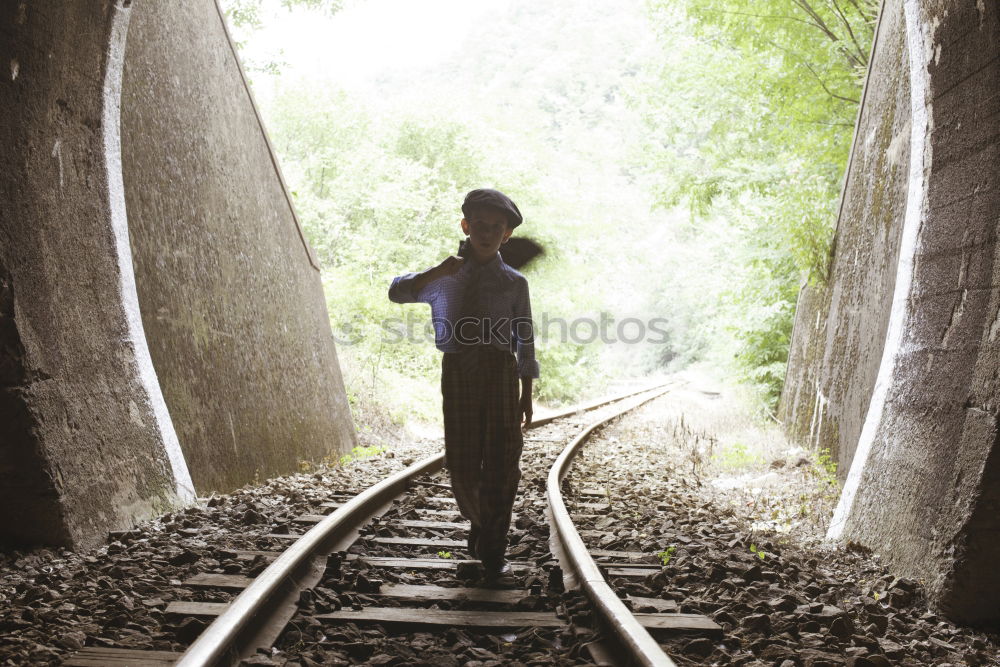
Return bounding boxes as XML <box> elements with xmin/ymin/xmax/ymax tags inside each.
<box><xmin>834</xmin><ymin>0</ymin><xmax>1000</xmax><ymax>625</ymax></box>
<box><xmin>0</xmin><ymin>0</ymin><xmax>357</xmax><ymax>549</ymax></box>
<box><xmin>785</xmin><ymin>0</ymin><xmax>1000</xmax><ymax>624</ymax></box>
<box><xmin>0</xmin><ymin>1</ymin><xmax>193</xmax><ymax>549</ymax></box>
<box><xmin>120</xmin><ymin>0</ymin><xmax>356</xmax><ymax>494</ymax></box>
<box><xmin>779</xmin><ymin>0</ymin><xmax>911</xmax><ymax>477</ymax></box>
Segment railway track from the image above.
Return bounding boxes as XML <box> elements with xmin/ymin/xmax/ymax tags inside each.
<box><xmin>65</xmin><ymin>382</ymin><xmax>721</xmax><ymax>666</ymax></box>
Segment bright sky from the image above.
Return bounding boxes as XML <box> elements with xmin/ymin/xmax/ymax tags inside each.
<box><xmin>241</xmin><ymin>0</ymin><xmax>511</xmax><ymax>92</ymax></box>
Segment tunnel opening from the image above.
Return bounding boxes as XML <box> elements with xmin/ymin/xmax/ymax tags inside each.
<box><xmin>219</xmin><ymin>0</ymin><xmax>877</xmax><ymax>450</ymax></box>
<box><xmin>214</xmin><ymin>0</ymin><xmax>1000</xmax><ymax>625</ymax></box>
<box><xmin>3</xmin><ymin>0</ymin><xmax>999</xmax><ymax>633</ymax></box>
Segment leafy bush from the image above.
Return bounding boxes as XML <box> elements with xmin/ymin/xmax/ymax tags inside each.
<box><xmin>634</xmin><ymin>0</ymin><xmax>876</xmax><ymax>410</ymax></box>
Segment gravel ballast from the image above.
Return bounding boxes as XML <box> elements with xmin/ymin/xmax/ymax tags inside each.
<box><xmin>0</xmin><ymin>438</ymin><xmax>440</xmax><ymax>665</ymax></box>
<box><xmin>1</xmin><ymin>374</ymin><xmax>998</xmax><ymax>666</ymax></box>
<box><xmin>562</xmin><ymin>377</ymin><xmax>1000</xmax><ymax>666</ymax></box>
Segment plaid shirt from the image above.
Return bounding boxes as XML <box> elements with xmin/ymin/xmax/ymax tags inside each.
<box><xmin>388</xmin><ymin>252</ymin><xmax>540</xmax><ymax>379</ymax></box>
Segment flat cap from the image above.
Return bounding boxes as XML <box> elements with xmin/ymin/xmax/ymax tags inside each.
<box><xmin>462</xmin><ymin>188</ymin><xmax>523</xmax><ymax>228</ymax></box>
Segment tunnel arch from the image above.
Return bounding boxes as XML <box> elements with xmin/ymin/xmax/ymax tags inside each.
<box><xmin>4</xmin><ymin>0</ymin><xmax>1000</xmax><ymax>625</ymax></box>
<box><xmin>111</xmin><ymin>0</ymin><xmax>1000</xmax><ymax>624</ymax></box>
<box><xmin>0</xmin><ymin>0</ymin><xmax>356</xmax><ymax>549</ymax></box>
<box><xmin>780</xmin><ymin>0</ymin><xmax>1000</xmax><ymax>624</ymax></box>
<box><xmin>831</xmin><ymin>0</ymin><xmax>1000</xmax><ymax>624</ymax></box>
<box><xmin>0</xmin><ymin>1</ymin><xmax>194</xmax><ymax>548</ymax></box>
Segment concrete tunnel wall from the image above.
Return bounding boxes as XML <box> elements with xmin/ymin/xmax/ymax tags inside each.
<box><xmin>0</xmin><ymin>0</ymin><xmax>356</xmax><ymax>548</ymax></box>
<box><xmin>120</xmin><ymin>0</ymin><xmax>357</xmax><ymax>494</ymax></box>
<box><xmin>0</xmin><ymin>1</ymin><xmax>194</xmax><ymax>549</ymax></box>
<box><xmin>779</xmin><ymin>0</ymin><xmax>912</xmax><ymax>477</ymax></box>
<box><xmin>782</xmin><ymin>0</ymin><xmax>1000</xmax><ymax>624</ymax></box>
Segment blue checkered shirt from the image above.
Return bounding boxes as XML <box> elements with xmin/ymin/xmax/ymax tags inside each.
<box><xmin>388</xmin><ymin>252</ymin><xmax>540</xmax><ymax>379</ymax></box>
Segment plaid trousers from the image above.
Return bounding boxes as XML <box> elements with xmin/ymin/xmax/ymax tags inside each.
<box><xmin>441</xmin><ymin>346</ymin><xmax>524</xmax><ymax>567</ymax></box>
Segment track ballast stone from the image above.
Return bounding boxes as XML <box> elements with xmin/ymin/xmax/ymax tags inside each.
<box><xmin>0</xmin><ymin>439</ymin><xmax>440</xmax><ymax>666</ymax></box>
<box><xmin>270</xmin><ymin>411</ymin><xmax>627</xmax><ymax>666</ymax></box>
<box><xmin>563</xmin><ymin>386</ymin><xmax>1000</xmax><ymax>666</ymax></box>
<box><xmin>3</xmin><ymin>380</ymin><xmax>998</xmax><ymax>666</ymax></box>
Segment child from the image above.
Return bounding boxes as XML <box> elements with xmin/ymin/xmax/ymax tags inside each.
<box><xmin>388</xmin><ymin>188</ymin><xmax>538</xmax><ymax>580</ymax></box>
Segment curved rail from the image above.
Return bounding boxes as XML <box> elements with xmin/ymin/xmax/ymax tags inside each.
<box><xmin>529</xmin><ymin>379</ymin><xmax>673</xmax><ymax>428</ymax></box>
<box><xmin>176</xmin><ymin>380</ymin><xmax>672</xmax><ymax>666</ymax></box>
<box><xmin>546</xmin><ymin>386</ymin><xmax>678</xmax><ymax>667</ymax></box>
<box><xmin>176</xmin><ymin>454</ymin><xmax>441</xmax><ymax>667</ymax></box>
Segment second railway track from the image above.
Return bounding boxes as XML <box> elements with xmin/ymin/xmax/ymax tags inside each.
<box><xmin>65</xmin><ymin>382</ymin><xmax>721</xmax><ymax>667</ymax></box>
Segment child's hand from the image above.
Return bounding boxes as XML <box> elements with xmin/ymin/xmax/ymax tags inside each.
<box><xmin>519</xmin><ymin>394</ymin><xmax>533</xmax><ymax>429</ymax></box>
<box><xmin>413</xmin><ymin>256</ymin><xmax>464</xmax><ymax>293</ymax></box>
<box><xmin>434</xmin><ymin>255</ymin><xmax>464</xmax><ymax>277</ymax></box>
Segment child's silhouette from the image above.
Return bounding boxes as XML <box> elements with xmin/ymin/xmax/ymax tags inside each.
<box><xmin>388</xmin><ymin>189</ymin><xmax>538</xmax><ymax>581</ymax></box>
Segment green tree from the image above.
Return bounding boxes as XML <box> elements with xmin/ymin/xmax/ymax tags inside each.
<box><xmin>223</xmin><ymin>0</ymin><xmax>342</xmax><ymax>32</ymax></box>
<box><xmin>253</xmin><ymin>1</ymin><xmax>672</xmax><ymax>412</ymax></box>
<box><xmin>232</xmin><ymin>0</ymin><xmax>871</xmax><ymax>422</ymax></box>
<box><xmin>220</xmin><ymin>0</ymin><xmax>344</xmax><ymax>73</ymax></box>
<box><xmin>636</xmin><ymin>0</ymin><xmax>876</xmax><ymax>408</ymax></box>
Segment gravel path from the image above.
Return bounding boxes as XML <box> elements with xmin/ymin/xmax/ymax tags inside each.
<box><xmin>0</xmin><ymin>438</ymin><xmax>440</xmax><ymax>666</ymax></box>
<box><xmin>2</xmin><ymin>374</ymin><xmax>998</xmax><ymax>666</ymax></box>
<box><xmin>563</xmin><ymin>376</ymin><xmax>1000</xmax><ymax>666</ymax></box>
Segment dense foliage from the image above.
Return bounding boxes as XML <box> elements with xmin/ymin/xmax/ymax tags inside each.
<box><xmin>636</xmin><ymin>0</ymin><xmax>876</xmax><ymax>407</ymax></box>
<box><xmin>224</xmin><ymin>0</ymin><xmax>876</xmax><ymax>422</ymax></box>
<box><xmin>266</xmin><ymin>87</ymin><xmax>537</xmax><ymax>416</ymax></box>
<box><xmin>232</xmin><ymin>1</ymin><xmax>682</xmax><ymax>423</ymax></box>
<box><xmin>225</xmin><ymin>0</ymin><xmax>342</xmax><ymax>31</ymax></box>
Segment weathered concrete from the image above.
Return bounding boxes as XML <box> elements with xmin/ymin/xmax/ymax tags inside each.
<box><xmin>0</xmin><ymin>1</ymin><xmax>194</xmax><ymax>548</ymax></box>
<box><xmin>785</xmin><ymin>0</ymin><xmax>1000</xmax><ymax>624</ymax></box>
<box><xmin>778</xmin><ymin>0</ymin><xmax>911</xmax><ymax>476</ymax></box>
<box><xmin>119</xmin><ymin>0</ymin><xmax>356</xmax><ymax>493</ymax></box>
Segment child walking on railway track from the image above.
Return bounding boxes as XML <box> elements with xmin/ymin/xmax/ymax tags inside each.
<box><xmin>388</xmin><ymin>188</ymin><xmax>538</xmax><ymax>581</ymax></box>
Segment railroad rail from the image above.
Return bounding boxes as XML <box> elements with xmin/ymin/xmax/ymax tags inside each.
<box><xmin>65</xmin><ymin>381</ymin><xmax>720</xmax><ymax>666</ymax></box>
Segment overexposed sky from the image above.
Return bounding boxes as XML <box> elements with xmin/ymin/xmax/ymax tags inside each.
<box><xmin>240</xmin><ymin>0</ymin><xmax>511</xmax><ymax>90</ymax></box>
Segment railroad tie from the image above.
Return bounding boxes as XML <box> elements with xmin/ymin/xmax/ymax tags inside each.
<box><xmin>62</xmin><ymin>648</ymin><xmax>182</xmax><ymax>666</ymax></box>
<box><xmin>315</xmin><ymin>608</ymin><xmax>566</xmax><ymax>630</ymax></box>
<box><xmin>293</xmin><ymin>515</ymin><xmax>472</xmax><ymax>530</ymax></box>
<box><xmin>313</xmin><ymin>608</ymin><xmax>719</xmax><ymax>636</ymax></box>
<box><xmin>64</xmin><ymin>384</ymin><xmax>698</xmax><ymax>667</ymax></box>
<box><xmin>264</xmin><ymin>533</ymin><xmax>469</xmax><ymax>550</ymax></box>
<box><xmin>167</xmin><ymin>587</ymin><xmax>683</xmax><ymax>617</ymax></box>
<box><xmin>182</xmin><ymin>559</ymin><xmax>661</xmax><ymax>587</ymax></box>
<box><xmin>165</xmin><ymin>595</ymin><xmax>718</xmax><ymax>637</ymax></box>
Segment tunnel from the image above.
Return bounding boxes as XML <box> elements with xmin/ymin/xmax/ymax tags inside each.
<box><xmin>1</xmin><ymin>0</ymin><xmax>999</xmax><ymax>625</ymax></box>
<box><xmin>0</xmin><ymin>0</ymin><xmax>355</xmax><ymax>550</ymax></box>
<box><xmin>780</xmin><ymin>0</ymin><xmax>1000</xmax><ymax>625</ymax></box>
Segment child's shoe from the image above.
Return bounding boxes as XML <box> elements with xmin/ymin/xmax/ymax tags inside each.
<box><xmin>483</xmin><ymin>559</ymin><xmax>516</xmax><ymax>588</ymax></box>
